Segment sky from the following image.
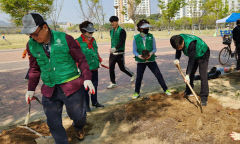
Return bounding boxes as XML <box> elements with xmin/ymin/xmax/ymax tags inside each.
<box><xmin>0</xmin><ymin>0</ymin><xmax>159</xmax><ymax>24</ymax></box>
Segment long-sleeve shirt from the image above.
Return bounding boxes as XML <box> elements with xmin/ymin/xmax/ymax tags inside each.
<box><xmin>232</xmin><ymin>25</ymin><xmax>240</xmax><ymax>45</ymax></box>
<box><xmin>27</xmin><ymin>34</ymin><xmax>92</xmax><ymax>97</ymax></box>
<box><xmin>110</xmin><ymin>27</ymin><xmax>126</xmax><ymax>52</ymax></box>
<box><xmin>133</xmin><ymin>35</ymin><xmax>157</xmax><ymax>57</ymax></box>
<box><xmin>175</xmin><ymin>41</ymin><xmax>197</xmax><ymax>75</ymax></box>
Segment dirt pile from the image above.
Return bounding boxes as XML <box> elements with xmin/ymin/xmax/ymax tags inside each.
<box><xmin>0</xmin><ymin>92</ymin><xmax>240</xmax><ymax>144</ymax></box>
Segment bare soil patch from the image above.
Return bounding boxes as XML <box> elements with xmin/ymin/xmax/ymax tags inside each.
<box><xmin>1</xmin><ymin>90</ymin><xmax>240</xmax><ymax>144</ymax></box>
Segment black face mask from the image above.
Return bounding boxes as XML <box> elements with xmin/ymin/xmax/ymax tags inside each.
<box><xmin>142</xmin><ymin>29</ymin><xmax>149</xmax><ymax>34</ymax></box>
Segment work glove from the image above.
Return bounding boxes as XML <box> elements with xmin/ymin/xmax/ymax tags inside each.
<box><xmin>110</xmin><ymin>48</ymin><xmax>116</xmax><ymax>53</ymax></box>
<box><xmin>173</xmin><ymin>59</ymin><xmax>179</xmax><ymax>65</ymax></box>
<box><xmin>25</xmin><ymin>91</ymin><xmax>35</xmax><ymax>104</ymax></box>
<box><xmin>230</xmin><ymin>132</ymin><xmax>240</xmax><ymax>141</ymax></box>
<box><xmin>84</xmin><ymin>80</ymin><xmax>95</xmax><ymax>94</ymax></box>
<box><xmin>184</xmin><ymin>75</ymin><xmax>190</xmax><ymax>83</ymax></box>
<box><xmin>137</xmin><ymin>55</ymin><xmax>145</xmax><ymax>60</ymax></box>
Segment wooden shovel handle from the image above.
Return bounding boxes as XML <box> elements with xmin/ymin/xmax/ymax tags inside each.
<box><xmin>175</xmin><ymin>63</ymin><xmax>203</xmax><ymax>111</ymax></box>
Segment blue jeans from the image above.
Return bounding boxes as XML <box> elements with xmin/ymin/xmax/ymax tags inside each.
<box><xmin>42</xmin><ymin>86</ymin><xmax>86</xmax><ymax>144</ymax></box>
<box><xmin>135</xmin><ymin>61</ymin><xmax>168</xmax><ymax>94</ymax></box>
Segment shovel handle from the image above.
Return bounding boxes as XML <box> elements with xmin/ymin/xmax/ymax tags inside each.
<box><xmin>18</xmin><ymin>126</ymin><xmax>43</xmax><ymax>137</ymax></box>
<box><xmin>175</xmin><ymin>63</ymin><xmax>202</xmax><ymax>109</ymax></box>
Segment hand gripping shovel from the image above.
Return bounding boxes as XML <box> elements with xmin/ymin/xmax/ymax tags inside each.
<box><xmin>175</xmin><ymin>63</ymin><xmax>203</xmax><ymax>113</ymax></box>
<box><xmin>18</xmin><ymin>96</ymin><xmax>54</xmax><ymax>143</ymax></box>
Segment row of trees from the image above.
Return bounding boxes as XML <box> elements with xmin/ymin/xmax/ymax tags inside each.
<box><xmin>0</xmin><ymin>0</ymin><xmax>239</xmax><ymax>33</ymax></box>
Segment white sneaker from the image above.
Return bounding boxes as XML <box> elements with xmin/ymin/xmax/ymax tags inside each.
<box><xmin>107</xmin><ymin>83</ymin><xmax>117</xmax><ymax>89</ymax></box>
<box><xmin>130</xmin><ymin>74</ymin><xmax>135</xmax><ymax>82</ymax></box>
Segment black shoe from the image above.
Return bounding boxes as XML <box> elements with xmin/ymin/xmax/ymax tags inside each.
<box><xmin>86</xmin><ymin>106</ymin><xmax>91</xmax><ymax>112</ymax></box>
<box><xmin>201</xmin><ymin>101</ymin><xmax>207</xmax><ymax>106</ymax></box>
<box><xmin>93</xmin><ymin>103</ymin><xmax>104</xmax><ymax>108</ymax></box>
<box><xmin>184</xmin><ymin>92</ymin><xmax>193</xmax><ymax>99</ymax></box>
<box><xmin>201</xmin><ymin>97</ymin><xmax>208</xmax><ymax>106</ymax></box>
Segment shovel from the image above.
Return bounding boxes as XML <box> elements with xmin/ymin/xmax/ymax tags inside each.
<box><xmin>175</xmin><ymin>63</ymin><xmax>203</xmax><ymax>113</ymax></box>
<box><xmin>18</xmin><ymin>96</ymin><xmax>54</xmax><ymax>144</ymax></box>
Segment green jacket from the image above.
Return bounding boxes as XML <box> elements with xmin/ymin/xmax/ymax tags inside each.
<box><xmin>134</xmin><ymin>33</ymin><xmax>156</xmax><ymax>62</ymax></box>
<box><xmin>110</xmin><ymin>26</ymin><xmax>125</xmax><ymax>51</ymax></box>
<box><xmin>28</xmin><ymin>30</ymin><xmax>79</xmax><ymax>87</ymax></box>
<box><xmin>180</xmin><ymin>34</ymin><xmax>209</xmax><ymax>58</ymax></box>
<box><xmin>76</xmin><ymin>36</ymin><xmax>99</xmax><ymax>70</ymax></box>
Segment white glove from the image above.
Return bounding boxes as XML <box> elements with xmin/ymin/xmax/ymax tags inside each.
<box><xmin>185</xmin><ymin>75</ymin><xmax>190</xmax><ymax>83</ymax></box>
<box><xmin>110</xmin><ymin>48</ymin><xmax>116</xmax><ymax>53</ymax></box>
<box><xmin>25</xmin><ymin>91</ymin><xmax>35</xmax><ymax>104</ymax></box>
<box><xmin>137</xmin><ymin>55</ymin><xmax>145</xmax><ymax>60</ymax></box>
<box><xmin>84</xmin><ymin>80</ymin><xmax>95</xmax><ymax>94</ymax></box>
<box><xmin>173</xmin><ymin>59</ymin><xmax>179</xmax><ymax>65</ymax></box>
<box><xmin>230</xmin><ymin>132</ymin><xmax>240</xmax><ymax>141</ymax></box>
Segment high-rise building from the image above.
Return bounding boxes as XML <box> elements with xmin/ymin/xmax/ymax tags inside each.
<box><xmin>160</xmin><ymin>0</ymin><xmax>239</xmax><ymax>20</ymax></box>
<box><xmin>160</xmin><ymin>0</ymin><xmax>204</xmax><ymax>20</ymax></box>
<box><xmin>226</xmin><ymin>0</ymin><xmax>240</xmax><ymax>12</ymax></box>
<box><xmin>114</xmin><ymin>0</ymin><xmax>151</xmax><ymax>23</ymax></box>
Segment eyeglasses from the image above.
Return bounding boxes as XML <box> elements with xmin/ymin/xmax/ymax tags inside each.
<box><xmin>28</xmin><ymin>27</ymin><xmax>43</xmax><ymax>37</ymax></box>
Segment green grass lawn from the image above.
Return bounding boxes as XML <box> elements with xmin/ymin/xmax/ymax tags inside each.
<box><xmin>0</xmin><ymin>29</ymin><xmax>216</xmax><ymax>50</ymax></box>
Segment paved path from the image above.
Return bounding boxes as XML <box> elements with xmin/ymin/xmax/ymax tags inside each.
<box><xmin>0</xmin><ymin>36</ymin><xmax>237</xmax><ymax>129</ymax></box>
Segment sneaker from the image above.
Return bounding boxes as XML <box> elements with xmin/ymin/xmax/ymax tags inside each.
<box><xmin>130</xmin><ymin>74</ymin><xmax>135</xmax><ymax>82</ymax></box>
<box><xmin>201</xmin><ymin>97</ymin><xmax>208</xmax><ymax>106</ymax></box>
<box><xmin>184</xmin><ymin>92</ymin><xmax>193</xmax><ymax>99</ymax></box>
<box><xmin>107</xmin><ymin>83</ymin><xmax>117</xmax><ymax>89</ymax></box>
<box><xmin>165</xmin><ymin>89</ymin><xmax>172</xmax><ymax>96</ymax></box>
<box><xmin>75</xmin><ymin>128</ymin><xmax>85</xmax><ymax>140</ymax></box>
<box><xmin>201</xmin><ymin>101</ymin><xmax>207</xmax><ymax>106</ymax></box>
<box><xmin>132</xmin><ymin>92</ymin><xmax>140</xmax><ymax>99</ymax></box>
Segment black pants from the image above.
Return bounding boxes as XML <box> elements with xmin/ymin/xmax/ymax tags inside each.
<box><xmin>185</xmin><ymin>50</ymin><xmax>210</xmax><ymax>101</ymax></box>
<box><xmin>42</xmin><ymin>86</ymin><xmax>86</xmax><ymax>144</ymax></box>
<box><xmin>135</xmin><ymin>61</ymin><xmax>168</xmax><ymax>94</ymax></box>
<box><xmin>109</xmin><ymin>53</ymin><xmax>134</xmax><ymax>83</ymax></box>
<box><xmin>236</xmin><ymin>44</ymin><xmax>240</xmax><ymax>70</ymax></box>
<box><xmin>84</xmin><ymin>70</ymin><xmax>98</xmax><ymax>106</ymax></box>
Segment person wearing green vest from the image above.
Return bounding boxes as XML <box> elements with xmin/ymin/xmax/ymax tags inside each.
<box><xmin>75</xmin><ymin>21</ymin><xmax>104</xmax><ymax>112</ymax></box>
<box><xmin>132</xmin><ymin>19</ymin><xmax>171</xmax><ymax>99</ymax></box>
<box><xmin>170</xmin><ymin>34</ymin><xmax>210</xmax><ymax>106</ymax></box>
<box><xmin>107</xmin><ymin>16</ymin><xmax>135</xmax><ymax>89</ymax></box>
<box><xmin>21</xmin><ymin>13</ymin><xmax>95</xmax><ymax>143</ymax></box>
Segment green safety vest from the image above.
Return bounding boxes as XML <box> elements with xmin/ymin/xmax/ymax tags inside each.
<box><xmin>110</xmin><ymin>26</ymin><xmax>125</xmax><ymax>51</ymax></box>
<box><xmin>180</xmin><ymin>34</ymin><xmax>209</xmax><ymax>59</ymax></box>
<box><xmin>134</xmin><ymin>33</ymin><xmax>156</xmax><ymax>62</ymax></box>
<box><xmin>28</xmin><ymin>30</ymin><xmax>79</xmax><ymax>87</ymax></box>
<box><xmin>76</xmin><ymin>36</ymin><xmax>99</xmax><ymax>70</ymax></box>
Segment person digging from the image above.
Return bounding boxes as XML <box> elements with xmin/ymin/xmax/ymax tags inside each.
<box><xmin>170</xmin><ymin>34</ymin><xmax>210</xmax><ymax>106</ymax></box>
<box><xmin>132</xmin><ymin>19</ymin><xmax>171</xmax><ymax>99</ymax></box>
<box><xmin>22</xmin><ymin>13</ymin><xmax>95</xmax><ymax>143</ymax></box>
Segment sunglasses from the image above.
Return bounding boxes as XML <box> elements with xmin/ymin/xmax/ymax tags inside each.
<box><xmin>28</xmin><ymin>27</ymin><xmax>43</xmax><ymax>37</ymax></box>
<box><xmin>88</xmin><ymin>32</ymin><xmax>94</xmax><ymax>34</ymax></box>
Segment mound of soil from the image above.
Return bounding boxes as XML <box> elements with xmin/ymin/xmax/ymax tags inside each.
<box><xmin>0</xmin><ymin>92</ymin><xmax>240</xmax><ymax>144</ymax></box>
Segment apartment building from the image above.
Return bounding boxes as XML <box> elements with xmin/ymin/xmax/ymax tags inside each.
<box><xmin>114</xmin><ymin>0</ymin><xmax>151</xmax><ymax>23</ymax></box>
<box><xmin>161</xmin><ymin>0</ymin><xmax>239</xmax><ymax>20</ymax></box>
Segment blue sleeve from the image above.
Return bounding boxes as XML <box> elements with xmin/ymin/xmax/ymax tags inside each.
<box><xmin>133</xmin><ymin>38</ymin><xmax>139</xmax><ymax>57</ymax></box>
<box><xmin>152</xmin><ymin>36</ymin><xmax>156</xmax><ymax>53</ymax></box>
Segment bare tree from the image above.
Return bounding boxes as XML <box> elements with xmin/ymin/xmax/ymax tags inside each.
<box><xmin>49</xmin><ymin>0</ymin><xmax>64</xmax><ymax>30</ymax></box>
<box><xmin>77</xmin><ymin>0</ymin><xmax>105</xmax><ymax>38</ymax></box>
<box><xmin>120</xmin><ymin>0</ymin><xmax>142</xmax><ymax>31</ymax></box>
